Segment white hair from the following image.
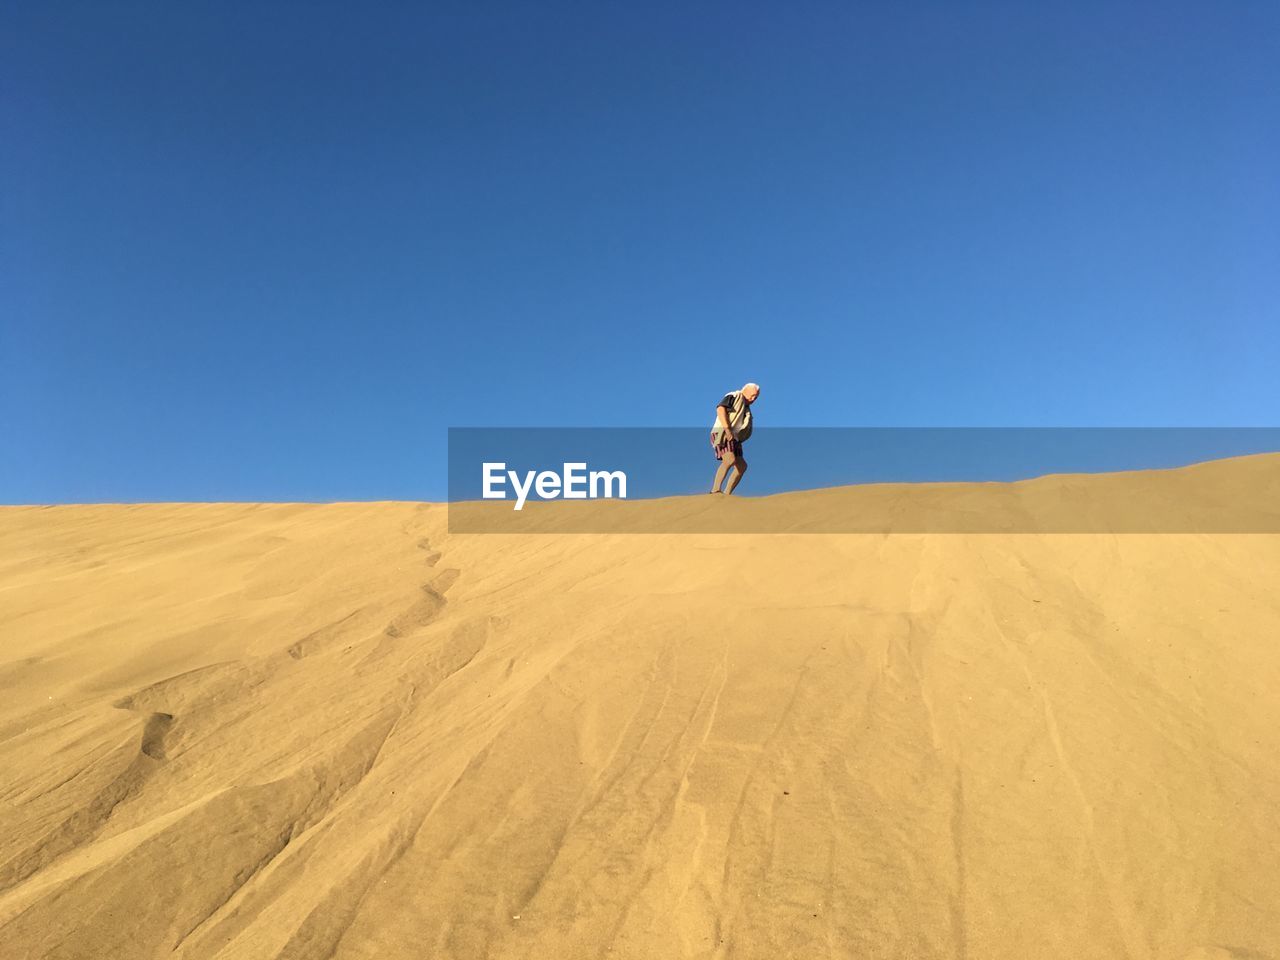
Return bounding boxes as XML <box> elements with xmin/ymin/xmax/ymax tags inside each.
<box><xmin>743</xmin><ymin>382</ymin><xmax>760</xmax><ymax>392</ymax></box>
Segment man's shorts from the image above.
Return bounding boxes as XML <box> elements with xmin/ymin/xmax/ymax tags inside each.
<box><xmin>711</xmin><ymin>431</ymin><xmax>743</xmax><ymax>461</ymax></box>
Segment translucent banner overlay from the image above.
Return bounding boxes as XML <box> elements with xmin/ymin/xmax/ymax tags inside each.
<box><xmin>447</xmin><ymin>428</ymin><xmax>1280</xmax><ymax>533</ymax></box>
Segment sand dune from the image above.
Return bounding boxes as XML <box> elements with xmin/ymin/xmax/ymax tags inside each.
<box><xmin>2</xmin><ymin>457</ymin><xmax>1279</xmax><ymax>959</ymax></box>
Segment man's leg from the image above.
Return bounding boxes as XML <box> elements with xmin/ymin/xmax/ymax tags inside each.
<box><xmin>712</xmin><ymin>454</ymin><xmax>735</xmax><ymax>493</ymax></box>
<box><xmin>724</xmin><ymin>457</ymin><xmax>748</xmax><ymax>494</ymax></box>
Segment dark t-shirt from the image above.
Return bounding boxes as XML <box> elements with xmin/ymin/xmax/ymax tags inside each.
<box><xmin>714</xmin><ymin>391</ymin><xmax>753</xmax><ymax>442</ymax></box>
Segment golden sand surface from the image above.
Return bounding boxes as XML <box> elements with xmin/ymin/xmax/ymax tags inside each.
<box><xmin>2</xmin><ymin>457</ymin><xmax>1278</xmax><ymax>959</ymax></box>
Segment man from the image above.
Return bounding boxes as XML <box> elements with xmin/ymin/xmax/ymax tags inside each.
<box><xmin>710</xmin><ymin>382</ymin><xmax>760</xmax><ymax>495</ymax></box>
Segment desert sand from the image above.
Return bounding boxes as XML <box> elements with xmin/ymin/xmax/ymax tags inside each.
<box><xmin>2</xmin><ymin>456</ymin><xmax>1279</xmax><ymax>960</ymax></box>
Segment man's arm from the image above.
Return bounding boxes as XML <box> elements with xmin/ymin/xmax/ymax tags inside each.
<box><xmin>715</xmin><ymin>403</ymin><xmax>734</xmax><ymax>437</ymax></box>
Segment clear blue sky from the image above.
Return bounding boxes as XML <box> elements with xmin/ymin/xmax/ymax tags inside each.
<box><xmin>3</xmin><ymin>2</ymin><xmax>1277</xmax><ymax>503</ymax></box>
